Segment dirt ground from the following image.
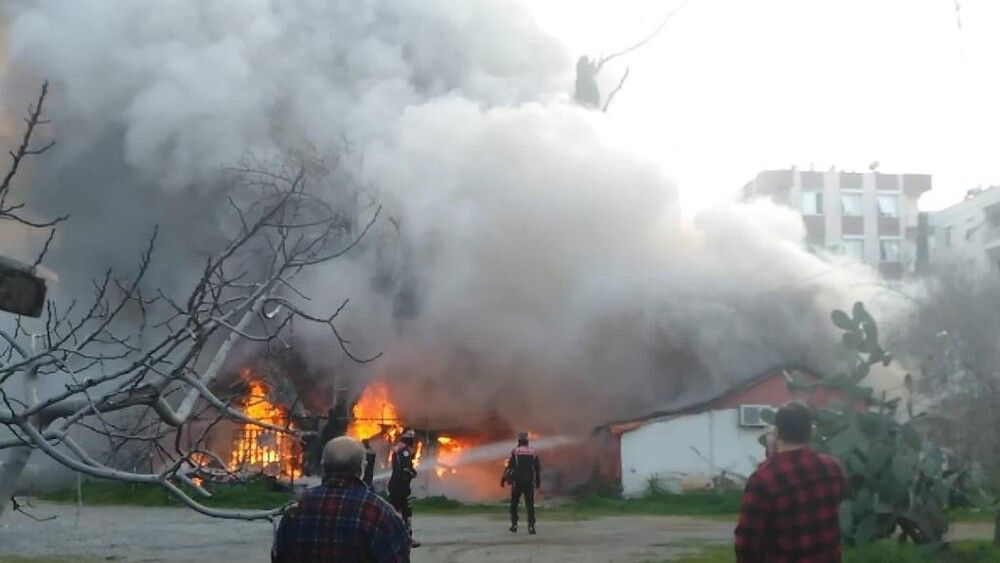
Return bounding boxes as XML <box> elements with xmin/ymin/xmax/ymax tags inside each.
<box><xmin>0</xmin><ymin>502</ymin><xmax>992</xmax><ymax>562</ymax></box>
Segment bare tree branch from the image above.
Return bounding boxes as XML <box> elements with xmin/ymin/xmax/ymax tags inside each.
<box><xmin>0</xmin><ymin>81</ymin><xmax>65</xmax><ymax>229</ymax></box>
<box><xmin>9</xmin><ymin>497</ymin><xmax>56</xmax><ymax>522</ymax></box>
<box><xmin>0</xmin><ymin>86</ymin><xmax>382</xmax><ymax>520</ymax></box>
<box><xmin>594</xmin><ymin>0</ymin><xmax>689</xmax><ymax>72</ymax></box>
<box><xmin>601</xmin><ymin>67</ymin><xmax>631</xmax><ymax>113</ymax></box>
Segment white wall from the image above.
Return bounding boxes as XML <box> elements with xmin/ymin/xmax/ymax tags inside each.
<box><xmin>619</xmin><ymin>409</ymin><xmax>767</xmax><ymax>497</ymax></box>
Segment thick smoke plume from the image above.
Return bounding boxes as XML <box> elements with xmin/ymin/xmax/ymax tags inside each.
<box><xmin>1</xmin><ymin>1</ymin><xmax>888</xmax><ymax>434</ymax></box>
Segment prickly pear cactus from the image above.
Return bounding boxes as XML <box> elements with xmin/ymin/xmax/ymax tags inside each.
<box><xmin>770</xmin><ymin>302</ymin><xmax>959</xmax><ymax>547</ymax></box>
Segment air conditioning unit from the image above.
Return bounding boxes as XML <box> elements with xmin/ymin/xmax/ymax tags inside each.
<box><xmin>739</xmin><ymin>405</ymin><xmax>772</xmax><ymax>428</ymax></box>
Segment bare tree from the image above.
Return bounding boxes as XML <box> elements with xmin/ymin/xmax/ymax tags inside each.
<box><xmin>573</xmin><ymin>0</ymin><xmax>688</xmax><ymax>112</ymax></box>
<box><xmin>893</xmin><ymin>271</ymin><xmax>1000</xmax><ymax>482</ymax></box>
<box><xmin>0</xmin><ymin>84</ymin><xmax>381</xmax><ymax>521</ymax></box>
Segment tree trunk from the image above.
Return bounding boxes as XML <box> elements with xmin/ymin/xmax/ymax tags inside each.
<box><xmin>994</xmin><ymin>510</ymin><xmax>1000</xmax><ymax>547</ymax></box>
<box><xmin>0</xmin><ymin>446</ymin><xmax>33</xmax><ymax>517</ymax></box>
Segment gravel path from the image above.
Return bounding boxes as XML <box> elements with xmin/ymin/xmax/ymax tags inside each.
<box><xmin>0</xmin><ymin>502</ymin><xmax>991</xmax><ymax>562</ymax></box>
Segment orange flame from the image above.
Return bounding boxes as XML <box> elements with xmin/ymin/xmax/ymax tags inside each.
<box><xmin>228</xmin><ymin>369</ymin><xmax>301</xmax><ymax>479</ymax></box>
<box><xmin>346</xmin><ymin>381</ymin><xmax>402</xmax><ymax>441</ymax></box>
<box><xmin>344</xmin><ymin>381</ymin><xmax>485</xmax><ymax>477</ymax></box>
<box><xmin>346</xmin><ymin>381</ymin><xmax>428</xmax><ymax>467</ymax></box>
<box><xmin>436</xmin><ymin>435</ymin><xmax>464</xmax><ymax>467</ymax></box>
<box><xmin>413</xmin><ymin>440</ymin><xmax>424</xmax><ymax>468</ymax></box>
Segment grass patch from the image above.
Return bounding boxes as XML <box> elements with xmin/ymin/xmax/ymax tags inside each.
<box><xmin>544</xmin><ymin>490</ymin><xmax>740</xmax><ymax>520</ymax></box>
<box><xmin>671</xmin><ymin>541</ymin><xmax>1000</xmax><ymax>563</ymax></box>
<box><xmin>668</xmin><ymin>544</ymin><xmax>731</xmax><ymax>563</ymax></box>
<box><xmin>411</xmin><ymin>495</ymin><xmax>504</xmax><ymax>514</ymax></box>
<box><xmin>407</xmin><ymin>490</ymin><xmax>741</xmax><ymax>521</ymax></box>
<box><xmin>36</xmin><ymin>481</ymin><xmax>739</xmax><ymax>521</ymax></box>
<box><xmin>0</xmin><ymin>558</ymin><xmax>107</xmax><ymax>563</ymax></box>
<box><xmin>37</xmin><ymin>478</ymin><xmax>294</xmax><ymax>510</ymax></box>
<box><xmin>951</xmin><ymin>507</ymin><xmax>998</xmax><ymax>522</ymax></box>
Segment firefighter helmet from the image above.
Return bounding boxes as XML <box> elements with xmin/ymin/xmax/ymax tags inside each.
<box><xmin>518</xmin><ymin>431</ymin><xmax>529</xmax><ymax>441</ymax></box>
<box><xmin>401</xmin><ymin>429</ymin><xmax>416</xmax><ymax>440</ymax></box>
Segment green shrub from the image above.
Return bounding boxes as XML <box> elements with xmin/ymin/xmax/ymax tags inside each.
<box><xmin>674</xmin><ymin>541</ymin><xmax>1000</xmax><ymax>563</ymax></box>
<box><xmin>763</xmin><ymin>303</ymin><xmax>962</xmax><ymax>547</ymax></box>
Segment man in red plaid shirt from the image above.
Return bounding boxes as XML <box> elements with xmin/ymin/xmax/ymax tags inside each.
<box><xmin>735</xmin><ymin>402</ymin><xmax>845</xmax><ymax>563</ymax></box>
<box><xmin>272</xmin><ymin>436</ymin><xmax>410</xmax><ymax>562</ymax></box>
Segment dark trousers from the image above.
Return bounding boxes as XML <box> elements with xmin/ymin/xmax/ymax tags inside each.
<box><xmin>509</xmin><ymin>482</ymin><xmax>535</xmax><ymax>526</ymax></box>
<box><xmin>388</xmin><ymin>484</ymin><xmax>412</xmax><ymax>519</ymax></box>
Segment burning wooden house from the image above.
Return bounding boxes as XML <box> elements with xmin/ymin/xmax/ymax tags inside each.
<box><xmin>178</xmin><ymin>371</ymin><xmax>573</xmax><ymax>501</ymax></box>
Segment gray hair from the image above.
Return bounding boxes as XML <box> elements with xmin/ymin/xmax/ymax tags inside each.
<box><xmin>322</xmin><ymin>436</ymin><xmax>365</xmax><ymax>476</ymax></box>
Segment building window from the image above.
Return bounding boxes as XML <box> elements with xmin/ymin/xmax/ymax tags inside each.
<box><xmin>801</xmin><ymin>191</ymin><xmax>823</xmax><ymax>215</ymax></box>
<box><xmin>841</xmin><ymin>238</ymin><xmax>865</xmax><ymax>261</ymax></box>
<box><xmin>877</xmin><ymin>195</ymin><xmax>899</xmax><ymax>218</ymax></box>
<box><xmin>841</xmin><ymin>193</ymin><xmax>863</xmax><ymax>217</ymax></box>
<box><xmin>880</xmin><ymin>239</ymin><xmax>901</xmax><ymax>263</ymax></box>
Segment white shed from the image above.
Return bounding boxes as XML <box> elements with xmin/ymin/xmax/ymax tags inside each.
<box><xmin>603</xmin><ymin>367</ymin><xmax>828</xmax><ymax>497</ymax></box>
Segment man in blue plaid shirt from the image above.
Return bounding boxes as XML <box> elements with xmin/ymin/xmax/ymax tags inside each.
<box><xmin>272</xmin><ymin>436</ymin><xmax>410</xmax><ymax>562</ymax></box>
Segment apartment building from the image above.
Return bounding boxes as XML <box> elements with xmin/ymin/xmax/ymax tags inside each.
<box><xmin>742</xmin><ymin>168</ymin><xmax>932</xmax><ymax>278</ymax></box>
<box><xmin>927</xmin><ymin>186</ymin><xmax>1000</xmax><ymax>275</ymax></box>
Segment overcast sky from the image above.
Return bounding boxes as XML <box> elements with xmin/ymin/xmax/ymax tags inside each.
<box><xmin>530</xmin><ymin>0</ymin><xmax>1000</xmax><ymax>214</ymax></box>
<box><xmin>4</xmin><ymin>2</ymin><xmax>998</xmax><ymax>215</ymax></box>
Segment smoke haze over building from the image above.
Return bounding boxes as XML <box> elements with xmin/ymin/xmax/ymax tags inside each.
<box><xmin>0</xmin><ymin>0</ymin><xmax>894</xmax><ymax>433</ymax></box>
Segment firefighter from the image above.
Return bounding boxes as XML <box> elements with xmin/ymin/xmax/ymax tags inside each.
<box><xmin>389</xmin><ymin>428</ymin><xmax>420</xmax><ymax>547</ymax></box>
<box><xmin>320</xmin><ymin>388</ymin><xmax>351</xmax><ymax>441</ymax></box>
<box><xmin>361</xmin><ymin>438</ymin><xmax>376</xmax><ymax>487</ymax></box>
<box><xmin>501</xmin><ymin>431</ymin><xmax>541</xmax><ymax>534</ymax></box>
<box><xmin>311</xmin><ymin>389</ymin><xmax>350</xmax><ymax>475</ymax></box>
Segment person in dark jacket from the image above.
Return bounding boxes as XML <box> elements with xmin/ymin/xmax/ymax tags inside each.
<box><xmin>362</xmin><ymin>438</ymin><xmax>376</xmax><ymax>487</ymax></box>
<box><xmin>272</xmin><ymin>436</ymin><xmax>409</xmax><ymax>562</ymax></box>
<box><xmin>311</xmin><ymin>388</ymin><xmax>350</xmax><ymax>475</ymax></box>
<box><xmin>388</xmin><ymin>429</ymin><xmax>420</xmax><ymax>547</ymax></box>
<box><xmin>501</xmin><ymin>431</ymin><xmax>541</xmax><ymax>534</ymax></box>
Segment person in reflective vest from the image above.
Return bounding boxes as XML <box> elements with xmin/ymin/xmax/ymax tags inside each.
<box><xmin>389</xmin><ymin>429</ymin><xmax>420</xmax><ymax>547</ymax></box>
<box><xmin>501</xmin><ymin>431</ymin><xmax>541</xmax><ymax>534</ymax></box>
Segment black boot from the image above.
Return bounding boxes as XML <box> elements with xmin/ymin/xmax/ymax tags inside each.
<box><xmin>405</xmin><ymin>518</ymin><xmax>421</xmax><ymax>547</ymax></box>
<box><xmin>528</xmin><ymin>525</ymin><xmax>536</xmax><ymax>535</ymax></box>
<box><xmin>509</xmin><ymin>524</ymin><xmax>517</xmax><ymax>533</ymax></box>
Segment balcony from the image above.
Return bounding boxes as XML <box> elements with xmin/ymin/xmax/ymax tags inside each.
<box><xmin>842</xmin><ymin>216</ymin><xmax>864</xmax><ymax>235</ymax></box>
<box><xmin>903</xmin><ymin>174</ymin><xmax>932</xmax><ymax>197</ymax></box>
<box><xmin>877</xmin><ymin>217</ymin><xmax>901</xmax><ymax>237</ymax></box>
<box><xmin>801</xmin><ymin>171</ymin><xmax>824</xmax><ymax>190</ymax></box>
